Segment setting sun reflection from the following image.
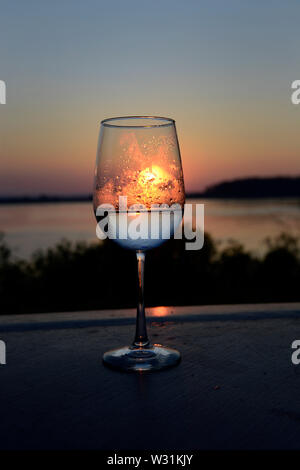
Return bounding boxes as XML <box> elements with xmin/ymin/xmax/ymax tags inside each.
<box><xmin>151</xmin><ymin>306</ymin><xmax>171</xmax><ymax>317</ymax></box>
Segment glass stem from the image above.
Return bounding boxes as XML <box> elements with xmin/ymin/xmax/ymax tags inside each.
<box><xmin>133</xmin><ymin>250</ymin><xmax>150</xmax><ymax>348</ymax></box>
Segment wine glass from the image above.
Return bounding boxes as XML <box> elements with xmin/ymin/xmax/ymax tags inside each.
<box><xmin>93</xmin><ymin>116</ymin><xmax>185</xmax><ymax>372</ymax></box>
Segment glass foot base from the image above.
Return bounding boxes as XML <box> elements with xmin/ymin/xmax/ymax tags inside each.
<box><xmin>103</xmin><ymin>344</ymin><xmax>181</xmax><ymax>372</ymax></box>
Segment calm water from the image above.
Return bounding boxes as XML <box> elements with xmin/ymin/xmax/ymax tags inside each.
<box><xmin>0</xmin><ymin>198</ymin><xmax>300</xmax><ymax>259</ymax></box>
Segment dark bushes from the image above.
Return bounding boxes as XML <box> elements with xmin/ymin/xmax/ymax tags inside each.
<box><xmin>0</xmin><ymin>232</ymin><xmax>299</xmax><ymax>314</ymax></box>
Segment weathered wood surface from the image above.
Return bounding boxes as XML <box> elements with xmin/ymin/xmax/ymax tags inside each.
<box><xmin>0</xmin><ymin>303</ymin><xmax>300</xmax><ymax>449</ymax></box>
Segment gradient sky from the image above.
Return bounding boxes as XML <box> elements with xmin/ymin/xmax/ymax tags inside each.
<box><xmin>0</xmin><ymin>0</ymin><xmax>299</xmax><ymax>195</ymax></box>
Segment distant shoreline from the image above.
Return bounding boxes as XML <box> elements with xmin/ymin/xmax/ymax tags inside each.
<box><xmin>0</xmin><ymin>195</ymin><xmax>93</xmax><ymax>205</ymax></box>
<box><xmin>1</xmin><ymin>176</ymin><xmax>299</xmax><ymax>204</ymax></box>
<box><xmin>0</xmin><ymin>195</ymin><xmax>300</xmax><ymax>205</ymax></box>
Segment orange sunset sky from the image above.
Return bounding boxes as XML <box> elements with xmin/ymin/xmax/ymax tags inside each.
<box><xmin>0</xmin><ymin>0</ymin><xmax>299</xmax><ymax>195</ymax></box>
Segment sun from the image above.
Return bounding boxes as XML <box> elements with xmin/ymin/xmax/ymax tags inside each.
<box><xmin>138</xmin><ymin>165</ymin><xmax>171</xmax><ymax>185</ymax></box>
